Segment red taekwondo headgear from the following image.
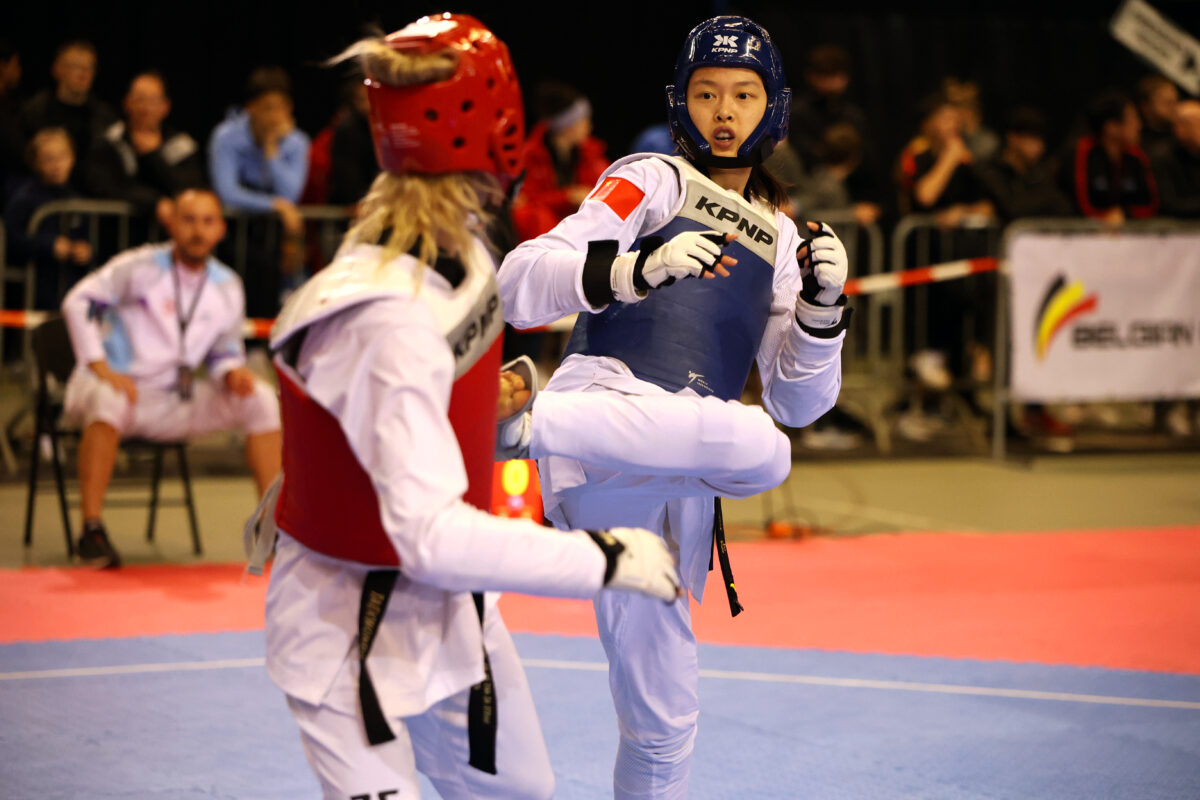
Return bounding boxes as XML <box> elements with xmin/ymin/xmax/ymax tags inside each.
<box><xmin>366</xmin><ymin>13</ymin><xmax>525</xmax><ymax>180</ymax></box>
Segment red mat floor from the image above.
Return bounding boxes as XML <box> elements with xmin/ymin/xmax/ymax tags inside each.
<box><xmin>3</xmin><ymin>526</ymin><xmax>1198</xmax><ymax>673</ymax></box>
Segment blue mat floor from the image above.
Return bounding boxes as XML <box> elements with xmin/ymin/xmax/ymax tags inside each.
<box><xmin>2</xmin><ymin>632</ymin><xmax>1199</xmax><ymax>799</ymax></box>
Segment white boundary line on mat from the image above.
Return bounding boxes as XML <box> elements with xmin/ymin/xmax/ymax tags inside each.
<box><xmin>3</xmin><ymin>657</ymin><xmax>1198</xmax><ymax>711</ymax></box>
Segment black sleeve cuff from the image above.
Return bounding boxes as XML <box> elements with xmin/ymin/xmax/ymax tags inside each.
<box><xmin>582</xmin><ymin>240</ymin><xmax>620</xmax><ymax>309</ymax></box>
<box><xmin>585</xmin><ymin>530</ymin><xmax>626</xmax><ymax>585</ymax></box>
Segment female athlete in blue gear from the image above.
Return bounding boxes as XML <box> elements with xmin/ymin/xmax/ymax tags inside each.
<box><xmin>498</xmin><ymin>15</ymin><xmax>852</xmax><ymax>799</ymax></box>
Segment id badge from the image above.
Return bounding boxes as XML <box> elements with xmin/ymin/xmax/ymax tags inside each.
<box><xmin>176</xmin><ymin>365</ymin><xmax>194</xmax><ymax>401</ymax></box>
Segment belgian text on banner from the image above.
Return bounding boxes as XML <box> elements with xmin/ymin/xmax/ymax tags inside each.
<box><xmin>1008</xmin><ymin>232</ymin><xmax>1200</xmax><ymax>402</ymax></box>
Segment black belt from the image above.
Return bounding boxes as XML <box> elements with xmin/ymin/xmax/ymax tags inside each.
<box><xmin>709</xmin><ymin>498</ymin><xmax>744</xmax><ymax>617</ymax></box>
<box><xmin>357</xmin><ymin>571</ymin><xmax>498</xmax><ymax>774</ymax></box>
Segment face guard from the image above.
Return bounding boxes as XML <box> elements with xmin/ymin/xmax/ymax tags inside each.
<box><xmin>366</xmin><ymin>13</ymin><xmax>524</xmax><ymax>181</ymax></box>
<box><xmin>665</xmin><ymin>15</ymin><xmax>791</xmax><ymax>168</ymax></box>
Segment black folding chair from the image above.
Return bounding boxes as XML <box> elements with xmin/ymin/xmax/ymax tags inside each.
<box><xmin>22</xmin><ymin>316</ymin><xmax>202</xmax><ymax>558</ymax></box>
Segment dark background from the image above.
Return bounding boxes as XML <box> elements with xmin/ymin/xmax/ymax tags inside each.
<box><xmin>3</xmin><ymin>1</ymin><xmax>1198</xmax><ymax>170</ymax></box>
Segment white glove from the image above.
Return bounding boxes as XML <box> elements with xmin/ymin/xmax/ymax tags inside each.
<box><xmin>587</xmin><ymin>528</ymin><xmax>681</xmax><ymax>603</ymax></box>
<box><xmin>610</xmin><ymin>230</ymin><xmax>725</xmax><ymax>303</ymax></box>
<box><xmin>795</xmin><ymin>221</ymin><xmax>849</xmax><ymax>332</ymax></box>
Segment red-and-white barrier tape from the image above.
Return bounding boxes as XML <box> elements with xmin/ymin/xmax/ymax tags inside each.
<box><xmin>0</xmin><ymin>308</ymin><xmax>277</xmax><ymax>339</ymax></box>
<box><xmin>844</xmin><ymin>257</ymin><xmax>998</xmax><ymax>297</ymax></box>
<box><xmin>0</xmin><ymin>258</ymin><xmax>999</xmax><ymax>335</ymax></box>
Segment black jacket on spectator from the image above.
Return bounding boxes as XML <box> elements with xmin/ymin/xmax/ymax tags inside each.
<box><xmin>976</xmin><ymin>157</ymin><xmax>1073</xmax><ymax>221</ymax></box>
<box><xmin>83</xmin><ymin>121</ymin><xmax>205</xmax><ymax>212</ymax></box>
<box><xmin>907</xmin><ymin>150</ymin><xmax>988</xmax><ymax>211</ymax></box>
<box><xmin>789</xmin><ymin>90</ymin><xmax>872</xmax><ymax>172</ymax></box>
<box><xmin>1151</xmin><ymin>141</ymin><xmax>1200</xmax><ymax>219</ymax></box>
<box><xmin>329</xmin><ymin>109</ymin><xmax>378</xmax><ymax>205</ymax></box>
<box><xmin>20</xmin><ymin>90</ymin><xmax>118</xmax><ymax>176</ymax></box>
<box><xmin>3</xmin><ymin>177</ymin><xmax>89</xmax><ymax>308</ymax></box>
<box><xmin>1066</xmin><ymin>135</ymin><xmax>1158</xmax><ymax>219</ymax></box>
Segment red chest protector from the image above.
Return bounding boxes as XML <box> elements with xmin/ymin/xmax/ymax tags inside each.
<box><xmin>271</xmin><ymin>249</ymin><xmax>504</xmax><ymax>567</ymax></box>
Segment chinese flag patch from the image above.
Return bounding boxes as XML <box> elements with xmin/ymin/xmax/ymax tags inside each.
<box><xmin>588</xmin><ymin>177</ymin><xmax>645</xmax><ymax>221</ymax></box>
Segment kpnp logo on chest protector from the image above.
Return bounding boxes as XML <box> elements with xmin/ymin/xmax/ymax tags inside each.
<box><xmin>690</xmin><ymin>195</ymin><xmax>776</xmax><ymax>248</ymax></box>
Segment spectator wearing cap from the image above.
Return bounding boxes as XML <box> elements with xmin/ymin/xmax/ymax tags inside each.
<box><xmin>1065</xmin><ymin>90</ymin><xmax>1158</xmax><ymax>225</ymax></box>
<box><xmin>19</xmin><ymin>40</ymin><xmax>117</xmax><ymax>184</ymax></box>
<box><xmin>511</xmin><ymin>80</ymin><xmax>610</xmax><ymax>242</ymax></box>
<box><xmin>83</xmin><ymin>71</ymin><xmax>205</xmax><ymax>223</ymax></box>
<box><xmin>1135</xmin><ymin>74</ymin><xmax>1179</xmax><ymax>158</ymax></box>
<box><xmin>976</xmin><ymin>107</ymin><xmax>1072</xmax><ymax>222</ymax></box>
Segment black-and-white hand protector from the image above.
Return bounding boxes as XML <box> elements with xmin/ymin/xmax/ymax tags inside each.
<box><xmin>640</xmin><ymin>230</ymin><xmax>725</xmax><ymax>287</ymax></box>
<box><xmin>588</xmin><ymin>528</ymin><xmax>681</xmax><ymax>602</ymax></box>
<box><xmin>797</xmin><ymin>222</ymin><xmax>848</xmax><ymax>306</ymax></box>
<box><xmin>610</xmin><ymin>230</ymin><xmax>725</xmax><ymax>303</ymax></box>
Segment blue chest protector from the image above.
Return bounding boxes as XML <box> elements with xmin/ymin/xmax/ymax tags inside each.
<box><xmin>563</xmin><ymin>159</ymin><xmax>779</xmax><ymax>401</ymax></box>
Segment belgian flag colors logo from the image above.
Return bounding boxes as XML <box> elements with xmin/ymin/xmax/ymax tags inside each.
<box><xmin>1035</xmin><ymin>274</ymin><xmax>1098</xmax><ymax>360</ymax></box>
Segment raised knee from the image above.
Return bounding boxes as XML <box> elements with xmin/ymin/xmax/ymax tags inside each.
<box><xmin>729</xmin><ymin>405</ymin><xmax>789</xmax><ymax>477</ymax></box>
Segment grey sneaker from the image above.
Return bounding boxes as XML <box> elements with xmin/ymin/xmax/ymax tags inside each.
<box><xmin>76</xmin><ymin>521</ymin><xmax>121</xmax><ymax>569</ymax></box>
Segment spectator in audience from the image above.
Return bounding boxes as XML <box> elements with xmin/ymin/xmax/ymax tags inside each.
<box><xmin>1065</xmin><ymin>89</ymin><xmax>1158</xmax><ymax>224</ymax></box>
<box><xmin>4</xmin><ymin>128</ymin><xmax>92</xmax><ymax>308</ymax></box>
<box><xmin>0</xmin><ymin>40</ymin><xmax>25</xmax><ymax>205</ymax></box>
<box><xmin>209</xmin><ymin>66</ymin><xmax>310</xmax><ymax>316</ymax></box>
<box><xmin>629</xmin><ymin>121</ymin><xmax>676</xmax><ymax>156</ymax></box>
<box><xmin>19</xmin><ymin>41</ymin><xmax>117</xmax><ymax>184</ymax></box>
<box><xmin>328</xmin><ymin>78</ymin><xmax>377</xmax><ymax>205</ymax></box>
<box><xmin>83</xmin><ymin>71</ymin><xmax>205</xmax><ymax>223</ymax></box>
<box><xmin>1135</xmin><ymin>74</ymin><xmax>1178</xmax><ymax>158</ymax></box>
<box><xmin>60</xmin><ymin>188</ymin><xmax>281</xmax><ymax>568</ymax></box>
<box><xmin>899</xmin><ymin>91</ymin><xmax>995</xmax><ymax>227</ymax></box>
<box><xmin>944</xmin><ymin>77</ymin><xmax>1000</xmax><ymax>162</ymax></box>
<box><xmin>511</xmin><ymin>80</ymin><xmax>609</xmax><ymax>242</ymax></box>
<box><xmin>789</xmin><ymin>44</ymin><xmax>871</xmax><ymax>172</ymax></box>
<box><xmin>209</xmin><ymin>66</ymin><xmax>309</xmax><ymax>228</ymax></box>
<box><xmin>977</xmin><ymin>106</ymin><xmax>1072</xmax><ymax>221</ymax></box>
<box><xmin>1151</xmin><ymin>99</ymin><xmax>1200</xmax><ymax>219</ymax></box>
<box><xmin>790</xmin><ymin>123</ymin><xmax>884</xmax><ymax>226</ymax></box>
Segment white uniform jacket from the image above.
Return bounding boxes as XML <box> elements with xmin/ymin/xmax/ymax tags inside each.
<box><xmin>61</xmin><ymin>243</ymin><xmax>246</xmax><ymax>388</ymax></box>
<box><xmin>264</xmin><ymin>242</ymin><xmax>608</xmax><ymax>720</ymax></box>
<box><xmin>498</xmin><ymin>155</ymin><xmax>845</xmax><ymax>596</ymax></box>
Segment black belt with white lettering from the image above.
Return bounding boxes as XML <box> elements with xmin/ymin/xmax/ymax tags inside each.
<box><xmin>357</xmin><ymin>572</ymin><xmax>499</xmax><ymax>774</ymax></box>
<box><xmin>710</xmin><ymin>498</ymin><xmax>744</xmax><ymax>617</ymax></box>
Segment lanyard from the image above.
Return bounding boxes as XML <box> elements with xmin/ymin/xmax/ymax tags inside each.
<box><xmin>172</xmin><ymin>263</ymin><xmax>208</xmax><ymax>362</ymax></box>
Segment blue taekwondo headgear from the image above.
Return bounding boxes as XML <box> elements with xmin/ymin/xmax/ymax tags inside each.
<box><xmin>665</xmin><ymin>16</ymin><xmax>791</xmax><ymax>168</ymax></box>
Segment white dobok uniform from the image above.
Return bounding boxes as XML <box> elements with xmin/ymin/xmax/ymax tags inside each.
<box><xmin>499</xmin><ymin>154</ymin><xmax>845</xmax><ymax>799</ymax></box>
<box><xmin>61</xmin><ymin>243</ymin><xmax>279</xmax><ymax>439</ymax></box>
<box><xmin>262</xmin><ymin>240</ymin><xmax>618</xmax><ymax>800</ymax></box>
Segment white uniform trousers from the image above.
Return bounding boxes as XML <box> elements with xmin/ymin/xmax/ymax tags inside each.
<box><xmin>286</xmin><ymin>607</ymin><xmax>555</xmax><ymax>800</ymax></box>
<box><xmin>64</xmin><ymin>368</ymin><xmax>280</xmax><ymax>440</ymax></box>
<box><xmin>532</xmin><ymin>380</ymin><xmax>792</xmax><ymax>800</ymax></box>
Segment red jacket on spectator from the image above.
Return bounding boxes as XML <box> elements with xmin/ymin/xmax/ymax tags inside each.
<box><xmin>1070</xmin><ymin>135</ymin><xmax>1158</xmax><ymax>219</ymax></box>
<box><xmin>511</xmin><ymin>121</ymin><xmax>609</xmax><ymax>242</ymax></box>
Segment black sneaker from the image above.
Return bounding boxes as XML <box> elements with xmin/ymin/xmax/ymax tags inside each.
<box><xmin>76</xmin><ymin>522</ymin><xmax>121</xmax><ymax>569</ymax></box>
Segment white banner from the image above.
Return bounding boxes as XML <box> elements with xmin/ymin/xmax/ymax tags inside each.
<box><xmin>1008</xmin><ymin>232</ymin><xmax>1200</xmax><ymax>402</ymax></box>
